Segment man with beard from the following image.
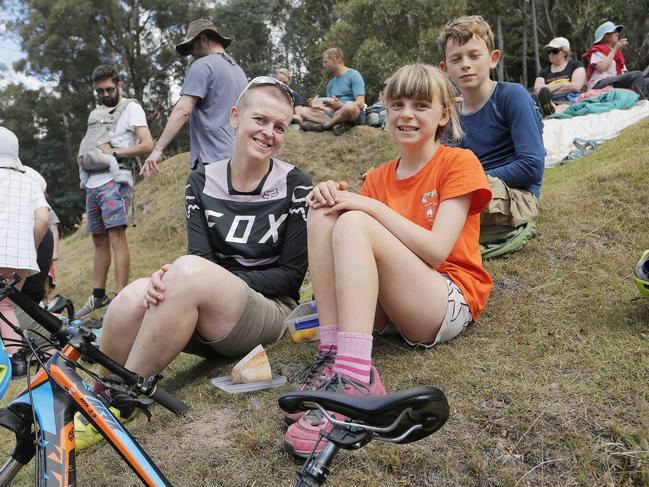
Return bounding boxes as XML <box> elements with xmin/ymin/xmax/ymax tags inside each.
<box><xmin>76</xmin><ymin>65</ymin><xmax>154</xmax><ymax>318</ymax></box>
<box><xmin>142</xmin><ymin>19</ymin><xmax>247</xmax><ymax>175</ymax></box>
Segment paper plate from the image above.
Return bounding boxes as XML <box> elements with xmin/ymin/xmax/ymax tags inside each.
<box><xmin>211</xmin><ymin>374</ymin><xmax>287</xmax><ymax>394</ymax></box>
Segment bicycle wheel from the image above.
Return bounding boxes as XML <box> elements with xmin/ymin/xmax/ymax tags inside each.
<box><xmin>34</xmin><ymin>424</ymin><xmax>46</xmax><ymax>487</ymax></box>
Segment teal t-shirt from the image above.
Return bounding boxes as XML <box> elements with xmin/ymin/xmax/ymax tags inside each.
<box><xmin>326</xmin><ymin>68</ymin><xmax>365</xmax><ymax>102</ymax></box>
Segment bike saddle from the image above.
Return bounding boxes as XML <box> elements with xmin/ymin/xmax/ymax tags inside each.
<box><xmin>278</xmin><ymin>386</ymin><xmax>449</xmax><ymax>443</ymax></box>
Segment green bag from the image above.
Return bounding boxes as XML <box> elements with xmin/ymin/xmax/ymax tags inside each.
<box><xmin>480</xmin><ymin>221</ymin><xmax>538</xmax><ymax>259</ymax></box>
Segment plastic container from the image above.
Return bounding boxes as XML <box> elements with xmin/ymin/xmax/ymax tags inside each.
<box><xmin>284</xmin><ymin>300</ymin><xmax>320</xmax><ymax>343</ymax></box>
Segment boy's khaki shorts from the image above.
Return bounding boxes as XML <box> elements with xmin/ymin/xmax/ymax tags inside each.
<box><xmin>183</xmin><ymin>285</ymin><xmax>296</xmax><ymax>358</ymax></box>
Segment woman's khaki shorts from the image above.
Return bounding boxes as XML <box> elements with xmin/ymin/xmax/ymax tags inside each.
<box><xmin>183</xmin><ymin>285</ymin><xmax>296</xmax><ymax>358</ymax></box>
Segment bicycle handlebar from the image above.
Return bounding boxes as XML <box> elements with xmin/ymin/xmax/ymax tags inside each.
<box><xmin>1</xmin><ymin>275</ymin><xmax>189</xmax><ymax>416</ymax></box>
<box><xmin>148</xmin><ymin>384</ymin><xmax>190</xmax><ymax>415</ymax></box>
<box><xmin>7</xmin><ymin>281</ymin><xmax>65</xmax><ymax>338</ymax></box>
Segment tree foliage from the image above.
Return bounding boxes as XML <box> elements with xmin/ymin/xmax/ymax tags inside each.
<box><xmin>2</xmin><ymin>0</ymin><xmax>649</xmax><ymax>229</ymax></box>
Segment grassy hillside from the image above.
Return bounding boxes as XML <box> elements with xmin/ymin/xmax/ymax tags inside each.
<box><xmin>1</xmin><ymin>123</ymin><xmax>648</xmax><ymax>486</ymax></box>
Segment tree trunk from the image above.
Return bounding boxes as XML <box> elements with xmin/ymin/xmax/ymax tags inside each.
<box><xmin>544</xmin><ymin>0</ymin><xmax>554</xmax><ymax>38</ymax></box>
<box><xmin>531</xmin><ymin>0</ymin><xmax>541</xmax><ymax>75</ymax></box>
<box><xmin>522</xmin><ymin>1</ymin><xmax>528</xmax><ymax>87</ymax></box>
<box><xmin>496</xmin><ymin>14</ymin><xmax>505</xmax><ymax>82</ymax></box>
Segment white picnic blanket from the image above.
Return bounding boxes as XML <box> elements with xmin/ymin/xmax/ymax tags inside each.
<box><xmin>543</xmin><ymin>100</ymin><xmax>649</xmax><ymax>168</ymax></box>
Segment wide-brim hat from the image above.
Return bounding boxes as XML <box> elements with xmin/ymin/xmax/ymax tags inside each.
<box><xmin>176</xmin><ymin>19</ymin><xmax>232</xmax><ymax>56</ymax></box>
<box><xmin>594</xmin><ymin>21</ymin><xmax>623</xmax><ymax>44</ymax></box>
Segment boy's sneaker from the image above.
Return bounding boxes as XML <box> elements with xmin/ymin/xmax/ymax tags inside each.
<box><xmin>283</xmin><ymin>346</ymin><xmax>336</xmax><ymax>426</ymax></box>
<box><xmin>76</xmin><ymin>294</ymin><xmax>110</xmax><ymax>319</ymax></box>
<box><xmin>283</xmin><ymin>367</ymin><xmax>387</xmax><ymax>459</ymax></box>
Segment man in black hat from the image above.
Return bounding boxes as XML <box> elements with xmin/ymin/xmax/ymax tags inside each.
<box><xmin>142</xmin><ymin>19</ymin><xmax>248</xmax><ymax>175</ymax></box>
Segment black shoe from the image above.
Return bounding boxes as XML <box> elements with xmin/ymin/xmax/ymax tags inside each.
<box><xmin>10</xmin><ymin>352</ymin><xmax>27</xmax><ymax>378</ymax></box>
<box><xmin>332</xmin><ymin>122</ymin><xmax>353</xmax><ymax>136</ymax></box>
<box><xmin>300</xmin><ymin>121</ymin><xmax>327</xmax><ymax>132</ymax></box>
<box><xmin>537</xmin><ymin>87</ymin><xmax>555</xmax><ymax>118</ymax></box>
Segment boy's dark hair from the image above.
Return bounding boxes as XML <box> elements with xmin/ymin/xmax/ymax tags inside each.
<box><xmin>92</xmin><ymin>65</ymin><xmax>120</xmax><ymax>84</ymax></box>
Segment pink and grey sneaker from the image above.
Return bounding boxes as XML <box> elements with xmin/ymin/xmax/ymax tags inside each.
<box><xmin>283</xmin><ymin>346</ymin><xmax>336</xmax><ymax>426</ymax></box>
<box><xmin>283</xmin><ymin>367</ymin><xmax>387</xmax><ymax>458</ymax></box>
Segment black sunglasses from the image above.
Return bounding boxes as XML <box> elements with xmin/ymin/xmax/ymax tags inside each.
<box><xmin>95</xmin><ymin>87</ymin><xmax>117</xmax><ymax>95</ymax></box>
<box><xmin>237</xmin><ymin>76</ymin><xmax>294</xmax><ymax>107</ymax></box>
<box><xmin>546</xmin><ymin>48</ymin><xmax>561</xmax><ymax>55</ymax></box>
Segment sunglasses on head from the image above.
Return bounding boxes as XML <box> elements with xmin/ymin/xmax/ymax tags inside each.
<box><xmin>237</xmin><ymin>76</ymin><xmax>294</xmax><ymax>107</ymax></box>
<box><xmin>546</xmin><ymin>48</ymin><xmax>561</xmax><ymax>55</ymax></box>
<box><xmin>95</xmin><ymin>87</ymin><xmax>117</xmax><ymax>95</ymax></box>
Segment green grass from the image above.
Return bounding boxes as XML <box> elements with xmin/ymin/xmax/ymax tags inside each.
<box><xmin>1</xmin><ymin>123</ymin><xmax>648</xmax><ymax>486</ymax></box>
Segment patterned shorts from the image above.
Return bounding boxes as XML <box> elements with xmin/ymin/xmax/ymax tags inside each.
<box><xmin>86</xmin><ymin>180</ymin><xmax>132</xmax><ymax>235</ymax></box>
<box><xmin>407</xmin><ymin>275</ymin><xmax>473</xmax><ymax>347</ymax></box>
<box><xmin>378</xmin><ymin>274</ymin><xmax>473</xmax><ymax>348</ymax></box>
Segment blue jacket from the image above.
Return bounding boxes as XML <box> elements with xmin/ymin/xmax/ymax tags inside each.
<box><xmin>454</xmin><ymin>82</ymin><xmax>545</xmax><ymax>197</ymax></box>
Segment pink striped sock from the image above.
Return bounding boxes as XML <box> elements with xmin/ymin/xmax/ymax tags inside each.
<box><xmin>318</xmin><ymin>324</ymin><xmax>339</xmax><ymax>353</ymax></box>
<box><xmin>334</xmin><ymin>332</ymin><xmax>373</xmax><ymax>384</ymax></box>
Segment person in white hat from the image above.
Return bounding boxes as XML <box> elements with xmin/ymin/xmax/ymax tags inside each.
<box><xmin>533</xmin><ymin>37</ymin><xmax>586</xmax><ymax>117</ymax></box>
<box><xmin>0</xmin><ymin>127</ymin><xmax>50</xmax><ymax>377</ymax></box>
<box><xmin>583</xmin><ymin>21</ymin><xmax>649</xmax><ymax>97</ymax></box>
<box><xmin>142</xmin><ymin>19</ymin><xmax>248</xmax><ymax>175</ymax></box>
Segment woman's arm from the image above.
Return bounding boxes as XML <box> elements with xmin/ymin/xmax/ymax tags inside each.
<box><xmin>548</xmin><ymin>66</ymin><xmax>587</xmax><ymax>94</ymax></box>
<box><xmin>533</xmin><ymin>76</ymin><xmax>547</xmax><ymax>94</ymax></box>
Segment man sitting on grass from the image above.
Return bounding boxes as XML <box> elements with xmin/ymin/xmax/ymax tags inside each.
<box><xmin>300</xmin><ymin>47</ymin><xmax>365</xmax><ymax>136</ymax></box>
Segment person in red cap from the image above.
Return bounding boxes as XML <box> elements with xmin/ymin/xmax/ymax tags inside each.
<box><xmin>583</xmin><ymin>21</ymin><xmax>649</xmax><ymax>98</ymax></box>
<box><xmin>143</xmin><ymin>19</ymin><xmax>248</xmax><ymax>175</ymax></box>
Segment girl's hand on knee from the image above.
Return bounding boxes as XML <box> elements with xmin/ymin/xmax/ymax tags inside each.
<box><xmin>143</xmin><ymin>264</ymin><xmax>169</xmax><ymax>308</ymax></box>
<box><xmin>307</xmin><ymin>180</ymin><xmax>348</xmax><ymax>209</ymax></box>
<box><xmin>325</xmin><ymin>192</ymin><xmax>377</xmax><ymax>215</ymax></box>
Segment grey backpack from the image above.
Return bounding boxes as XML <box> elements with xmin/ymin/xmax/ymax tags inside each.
<box><xmin>77</xmin><ymin>98</ymin><xmax>136</xmax><ymax>172</ymax></box>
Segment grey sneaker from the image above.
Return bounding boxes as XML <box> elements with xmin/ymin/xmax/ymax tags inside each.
<box><xmin>283</xmin><ymin>346</ymin><xmax>336</xmax><ymax>425</ymax></box>
<box><xmin>76</xmin><ymin>294</ymin><xmax>110</xmax><ymax>319</ymax></box>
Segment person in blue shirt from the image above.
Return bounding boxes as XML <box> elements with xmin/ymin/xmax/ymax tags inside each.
<box><xmin>300</xmin><ymin>48</ymin><xmax>366</xmax><ymax>135</ymax></box>
<box><xmin>439</xmin><ymin>16</ymin><xmax>545</xmax><ymax>204</ymax></box>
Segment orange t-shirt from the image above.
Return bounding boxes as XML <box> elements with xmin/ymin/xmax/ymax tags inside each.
<box><xmin>361</xmin><ymin>144</ymin><xmax>493</xmax><ymax>320</ymax></box>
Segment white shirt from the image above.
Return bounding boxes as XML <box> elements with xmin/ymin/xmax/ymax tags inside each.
<box><xmin>85</xmin><ymin>100</ymin><xmax>148</xmax><ymax>189</ymax></box>
<box><xmin>0</xmin><ymin>168</ymin><xmax>49</xmax><ymax>274</ymax></box>
<box><xmin>588</xmin><ymin>51</ymin><xmax>623</xmax><ymax>89</ymax></box>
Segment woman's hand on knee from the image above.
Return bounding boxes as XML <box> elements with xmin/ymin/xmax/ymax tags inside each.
<box><xmin>307</xmin><ymin>180</ymin><xmax>348</xmax><ymax>209</ymax></box>
<box><xmin>143</xmin><ymin>264</ymin><xmax>170</xmax><ymax>308</ymax></box>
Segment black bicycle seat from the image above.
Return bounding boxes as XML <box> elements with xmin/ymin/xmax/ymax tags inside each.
<box><xmin>278</xmin><ymin>386</ymin><xmax>449</xmax><ymax>443</ymax></box>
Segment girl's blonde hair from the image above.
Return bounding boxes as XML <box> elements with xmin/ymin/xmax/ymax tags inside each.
<box><xmin>384</xmin><ymin>63</ymin><xmax>464</xmax><ymax>142</ymax></box>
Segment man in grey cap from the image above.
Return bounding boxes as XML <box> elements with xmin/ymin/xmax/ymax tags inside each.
<box><xmin>583</xmin><ymin>21</ymin><xmax>649</xmax><ymax>98</ymax></box>
<box><xmin>142</xmin><ymin>19</ymin><xmax>248</xmax><ymax>175</ymax></box>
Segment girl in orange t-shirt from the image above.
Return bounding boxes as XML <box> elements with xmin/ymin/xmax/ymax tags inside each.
<box><xmin>283</xmin><ymin>64</ymin><xmax>492</xmax><ymax>458</ymax></box>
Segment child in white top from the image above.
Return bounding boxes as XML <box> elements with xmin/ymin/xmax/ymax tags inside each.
<box><xmin>0</xmin><ymin>127</ymin><xmax>50</xmax><ymax>364</ymax></box>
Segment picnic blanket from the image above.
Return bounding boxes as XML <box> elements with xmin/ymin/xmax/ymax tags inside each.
<box><xmin>548</xmin><ymin>89</ymin><xmax>639</xmax><ymax>119</ymax></box>
<box><xmin>543</xmin><ymin>99</ymin><xmax>649</xmax><ymax>168</ymax></box>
